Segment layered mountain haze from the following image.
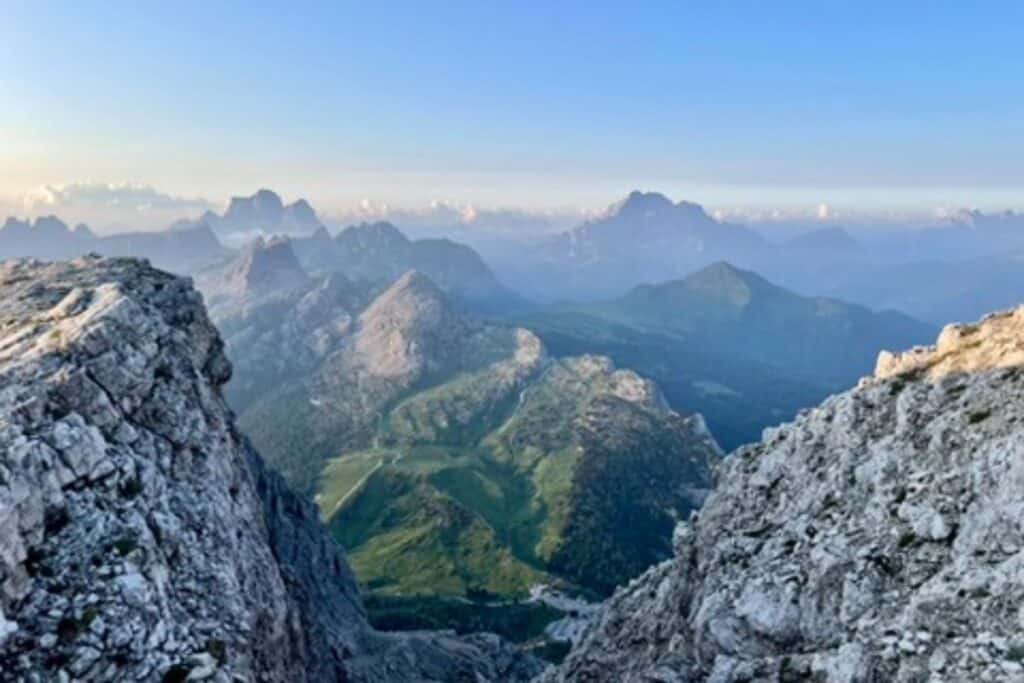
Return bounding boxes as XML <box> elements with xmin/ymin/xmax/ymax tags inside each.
<box><xmin>827</xmin><ymin>252</ymin><xmax>1024</xmax><ymax>327</ymax></box>
<box><xmin>291</xmin><ymin>221</ymin><xmax>527</xmax><ymax>314</ymax></box>
<box><xmin>0</xmin><ymin>216</ymin><xmax>96</xmax><ymax>261</ymax></box>
<box><xmin>611</xmin><ymin>262</ymin><xmax>932</xmax><ymax>386</ymax></box>
<box><xmin>0</xmin><ymin>216</ymin><xmax>229</xmax><ymax>273</ymax></box>
<box><xmin>548</xmin><ymin>304</ymin><xmax>1024</xmax><ymax>682</ymax></box>
<box><xmin>518</xmin><ymin>261</ymin><xmax>935</xmax><ymax>449</ymax></box>
<box><xmin>498</xmin><ymin>191</ymin><xmax>767</xmax><ymax>300</ymax></box>
<box><xmin>213</xmin><ymin>265</ymin><xmax>721</xmax><ymax>605</ymax></box>
<box><xmin>479</xmin><ymin>191</ymin><xmax>1024</xmax><ymax>329</ymax></box>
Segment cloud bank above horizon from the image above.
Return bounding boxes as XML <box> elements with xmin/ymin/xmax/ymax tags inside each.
<box><xmin>2</xmin><ymin>181</ymin><xmax>1021</xmax><ymax>240</ymax></box>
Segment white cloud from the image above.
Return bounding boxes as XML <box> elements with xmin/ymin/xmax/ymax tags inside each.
<box><xmin>17</xmin><ymin>182</ymin><xmax>214</xmax><ymax>232</ymax></box>
<box><xmin>24</xmin><ymin>181</ymin><xmax>213</xmax><ymax>212</ymax></box>
<box><xmin>711</xmin><ymin>204</ymin><xmax>956</xmax><ymax>228</ymax></box>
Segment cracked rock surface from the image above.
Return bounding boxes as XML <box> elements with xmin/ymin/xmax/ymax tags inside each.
<box><xmin>0</xmin><ymin>256</ymin><xmax>542</xmax><ymax>682</ymax></box>
<box><xmin>544</xmin><ymin>305</ymin><xmax>1024</xmax><ymax>682</ymax></box>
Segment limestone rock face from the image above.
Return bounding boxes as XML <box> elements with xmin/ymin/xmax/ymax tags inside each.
<box><xmin>0</xmin><ymin>256</ymin><xmax>542</xmax><ymax>682</ymax></box>
<box><xmin>875</xmin><ymin>305</ymin><xmax>1024</xmax><ymax>381</ymax></box>
<box><xmin>546</xmin><ymin>306</ymin><xmax>1024</xmax><ymax>682</ymax></box>
<box><xmin>196</xmin><ymin>236</ymin><xmax>311</xmax><ymax>316</ymax></box>
<box><xmin>353</xmin><ymin>270</ymin><xmax>469</xmax><ymax>379</ymax></box>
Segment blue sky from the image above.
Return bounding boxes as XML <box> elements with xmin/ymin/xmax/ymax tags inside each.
<box><xmin>2</xmin><ymin>1</ymin><xmax>1023</xmax><ymax>218</ymax></box>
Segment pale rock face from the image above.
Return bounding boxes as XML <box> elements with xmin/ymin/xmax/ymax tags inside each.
<box><xmin>546</xmin><ymin>305</ymin><xmax>1024</xmax><ymax>682</ymax></box>
<box><xmin>352</xmin><ymin>269</ymin><xmax>467</xmax><ymax>378</ymax></box>
<box><xmin>192</xmin><ymin>238</ymin><xmax>345</xmax><ymax>412</ymax></box>
<box><xmin>555</xmin><ymin>355</ymin><xmax>670</xmax><ymax>414</ymax></box>
<box><xmin>197</xmin><ymin>236</ymin><xmax>310</xmax><ymax>313</ymax></box>
<box><xmin>0</xmin><ymin>256</ymin><xmax>541</xmax><ymax>682</ymax></box>
<box><xmin>876</xmin><ymin>305</ymin><xmax>1024</xmax><ymax>381</ymax></box>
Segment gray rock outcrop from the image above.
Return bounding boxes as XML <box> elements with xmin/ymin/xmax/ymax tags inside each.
<box><xmin>546</xmin><ymin>304</ymin><xmax>1024</xmax><ymax>682</ymax></box>
<box><xmin>0</xmin><ymin>256</ymin><xmax>542</xmax><ymax>682</ymax></box>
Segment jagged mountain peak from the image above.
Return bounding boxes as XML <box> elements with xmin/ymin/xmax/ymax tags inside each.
<box><xmin>221</xmin><ymin>235</ymin><xmax>309</xmax><ymax>298</ymax></box>
<box><xmin>359</xmin><ymin>270</ymin><xmax>453</xmax><ymax>329</ymax></box>
<box><xmin>602</xmin><ymin>191</ymin><xmax>717</xmax><ymax>226</ymax></box>
<box><xmin>675</xmin><ymin>198</ymin><xmax>712</xmax><ymax>217</ymax></box>
<box><xmin>353</xmin><ymin>270</ymin><xmax>466</xmax><ymax>379</ymax></box>
<box><xmin>252</xmin><ymin>187</ymin><xmax>285</xmax><ymax>209</ymax></box>
<box><xmin>224</xmin><ymin>188</ymin><xmax>284</xmax><ymax>220</ymax></box>
<box><xmin>624</xmin><ymin>261</ymin><xmax>772</xmax><ymax>310</ymax></box>
<box><xmin>72</xmin><ymin>222</ymin><xmax>96</xmax><ymax>238</ymax></box>
<box><xmin>681</xmin><ymin>260</ymin><xmax>771</xmax><ymax>297</ymax></box>
<box><xmin>336</xmin><ymin>220</ymin><xmax>410</xmax><ymax>245</ymax></box>
<box><xmin>608</xmin><ymin>190</ymin><xmax>676</xmax><ymax>217</ymax></box>
<box><xmin>214</xmin><ymin>190</ymin><xmax>322</xmax><ymax>236</ymax></box>
<box><xmin>388</xmin><ymin>268</ymin><xmax>444</xmax><ymax>294</ymax></box>
<box><xmin>33</xmin><ymin>215</ymin><xmax>72</xmax><ymax>234</ymax></box>
<box><xmin>288</xmin><ymin>197</ymin><xmax>314</xmax><ymax>212</ymax></box>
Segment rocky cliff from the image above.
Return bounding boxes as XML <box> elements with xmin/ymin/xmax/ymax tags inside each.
<box><xmin>546</xmin><ymin>305</ymin><xmax>1024</xmax><ymax>682</ymax></box>
<box><xmin>0</xmin><ymin>256</ymin><xmax>542</xmax><ymax>682</ymax></box>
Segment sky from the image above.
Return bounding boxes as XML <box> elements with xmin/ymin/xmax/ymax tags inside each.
<box><xmin>2</xmin><ymin>2</ymin><xmax>1023</xmax><ymax>230</ymax></box>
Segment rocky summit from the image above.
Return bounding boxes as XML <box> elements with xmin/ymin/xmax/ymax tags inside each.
<box><xmin>0</xmin><ymin>256</ymin><xmax>542</xmax><ymax>682</ymax></box>
<box><xmin>546</xmin><ymin>304</ymin><xmax>1024</xmax><ymax>682</ymax></box>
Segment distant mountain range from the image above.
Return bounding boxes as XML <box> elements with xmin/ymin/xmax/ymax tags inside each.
<box><xmin>205</xmin><ymin>256</ymin><xmax>721</xmax><ymax>600</ymax></box>
<box><xmin>0</xmin><ymin>215</ymin><xmax>229</xmax><ymax>272</ymax></box>
<box><xmin>481</xmin><ymin>190</ymin><xmax>1024</xmax><ymax>325</ymax></box>
<box><xmin>514</xmin><ymin>261</ymin><xmax>936</xmax><ymax>449</ymax></box>
<box><xmin>195</xmin><ymin>222</ymin><xmax>524</xmax><ymax>316</ymax></box>
<box><xmin>6</xmin><ymin>187</ymin><xmax>1022</xmax><ymax>326</ymax></box>
<box><xmin>1</xmin><ymin>190</ymin><xmax>523</xmax><ymax>315</ymax></box>
<box><xmin>289</xmin><ymin>221</ymin><xmax>527</xmax><ymax>313</ymax></box>
<box><xmin>497</xmin><ymin>191</ymin><xmax>765</xmax><ymax>300</ymax></box>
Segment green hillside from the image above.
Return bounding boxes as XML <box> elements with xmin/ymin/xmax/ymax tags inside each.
<box><xmin>224</xmin><ymin>270</ymin><xmax>720</xmax><ymax>607</ymax></box>
<box><xmin>313</xmin><ymin>355</ymin><xmax>719</xmax><ymax>599</ymax></box>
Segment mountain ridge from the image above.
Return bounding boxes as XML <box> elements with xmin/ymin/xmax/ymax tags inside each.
<box><xmin>221</xmin><ymin>268</ymin><xmax>722</xmax><ymax>602</ymax></box>
<box><xmin>547</xmin><ymin>303</ymin><xmax>1024</xmax><ymax>681</ymax></box>
<box><xmin>515</xmin><ymin>261</ymin><xmax>935</xmax><ymax>449</ymax></box>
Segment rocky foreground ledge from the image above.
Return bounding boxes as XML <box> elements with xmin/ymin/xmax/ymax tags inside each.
<box><xmin>0</xmin><ymin>256</ymin><xmax>542</xmax><ymax>682</ymax></box>
<box><xmin>546</xmin><ymin>305</ymin><xmax>1024</xmax><ymax>681</ymax></box>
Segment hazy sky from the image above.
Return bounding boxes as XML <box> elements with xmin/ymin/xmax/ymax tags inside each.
<box><xmin>3</xmin><ymin>2</ymin><xmax>1023</xmax><ymax>221</ymax></box>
